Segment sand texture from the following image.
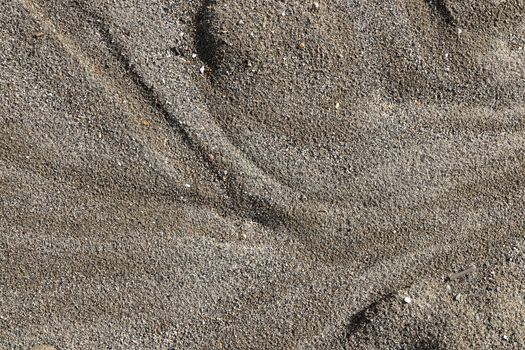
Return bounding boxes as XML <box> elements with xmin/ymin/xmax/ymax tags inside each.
<box><xmin>1</xmin><ymin>0</ymin><xmax>525</xmax><ymax>349</ymax></box>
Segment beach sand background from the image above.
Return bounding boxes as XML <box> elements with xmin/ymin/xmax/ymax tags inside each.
<box><xmin>1</xmin><ymin>0</ymin><xmax>525</xmax><ymax>348</ymax></box>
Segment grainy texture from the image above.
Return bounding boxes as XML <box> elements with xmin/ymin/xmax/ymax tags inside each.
<box><xmin>1</xmin><ymin>0</ymin><xmax>524</xmax><ymax>349</ymax></box>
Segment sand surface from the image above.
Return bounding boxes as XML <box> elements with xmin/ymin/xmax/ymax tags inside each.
<box><xmin>1</xmin><ymin>0</ymin><xmax>525</xmax><ymax>349</ymax></box>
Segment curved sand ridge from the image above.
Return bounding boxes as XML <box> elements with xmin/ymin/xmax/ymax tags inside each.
<box><xmin>1</xmin><ymin>0</ymin><xmax>525</xmax><ymax>349</ymax></box>
<box><xmin>196</xmin><ymin>0</ymin><xmax>525</xmax><ymax>265</ymax></box>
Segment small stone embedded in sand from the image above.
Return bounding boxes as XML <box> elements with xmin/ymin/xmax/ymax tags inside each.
<box><xmin>33</xmin><ymin>31</ymin><xmax>45</xmax><ymax>38</ymax></box>
<box><xmin>403</xmin><ymin>296</ymin><xmax>412</xmax><ymax>304</ymax></box>
<box><xmin>335</xmin><ymin>102</ymin><xmax>341</xmax><ymax>109</ymax></box>
<box><xmin>312</xmin><ymin>2</ymin><xmax>320</xmax><ymax>11</ymax></box>
<box><xmin>199</xmin><ymin>65</ymin><xmax>206</xmax><ymax>75</ymax></box>
<box><xmin>207</xmin><ymin>154</ymin><xmax>215</xmax><ymax>162</ymax></box>
<box><xmin>454</xmin><ymin>293</ymin><xmax>461</xmax><ymax>302</ymax></box>
<box><xmin>449</xmin><ymin>265</ymin><xmax>477</xmax><ymax>281</ymax></box>
<box><xmin>299</xmin><ymin>42</ymin><xmax>306</xmax><ymax>50</ymax></box>
<box><xmin>171</xmin><ymin>47</ymin><xmax>183</xmax><ymax>56</ymax></box>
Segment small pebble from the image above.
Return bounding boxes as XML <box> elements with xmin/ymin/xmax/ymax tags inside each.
<box><xmin>454</xmin><ymin>293</ymin><xmax>461</xmax><ymax>302</ymax></box>
<box><xmin>403</xmin><ymin>296</ymin><xmax>412</xmax><ymax>304</ymax></box>
<box><xmin>298</xmin><ymin>42</ymin><xmax>306</xmax><ymax>50</ymax></box>
<box><xmin>31</xmin><ymin>346</ymin><xmax>56</xmax><ymax>350</ymax></box>
<box><xmin>199</xmin><ymin>65</ymin><xmax>206</xmax><ymax>75</ymax></box>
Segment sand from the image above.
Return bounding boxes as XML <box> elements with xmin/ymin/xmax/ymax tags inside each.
<box><xmin>1</xmin><ymin>0</ymin><xmax>525</xmax><ymax>349</ymax></box>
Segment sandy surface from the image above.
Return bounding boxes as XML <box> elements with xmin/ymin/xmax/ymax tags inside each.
<box><xmin>1</xmin><ymin>0</ymin><xmax>525</xmax><ymax>349</ymax></box>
